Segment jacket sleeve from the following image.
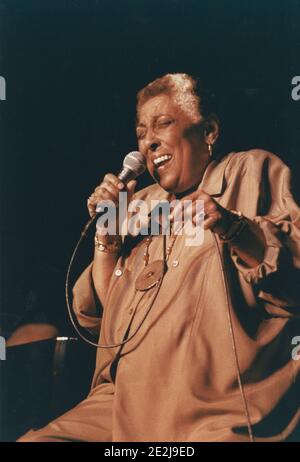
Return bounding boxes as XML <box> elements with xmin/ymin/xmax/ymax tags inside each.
<box><xmin>230</xmin><ymin>152</ymin><xmax>300</xmax><ymax>313</ymax></box>
<box><xmin>72</xmin><ymin>262</ymin><xmax>102</xmax><ymax>335</ymax></box>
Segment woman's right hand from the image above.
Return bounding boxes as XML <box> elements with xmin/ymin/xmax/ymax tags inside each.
<box><xmin>87</xmin><ymin>174</ymin><xmax>137</xmax><ymax>239</ymax></box>
<box><xmin>87</xmin><ymin>173</ymin><xmax>137</xmax><ymax>217</ymax></box>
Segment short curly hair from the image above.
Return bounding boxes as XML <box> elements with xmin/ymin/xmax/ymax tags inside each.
<box><xmin>136</xmin><ymin>73</ymin><xmax>211</xmax><ymax>123</ymax></box>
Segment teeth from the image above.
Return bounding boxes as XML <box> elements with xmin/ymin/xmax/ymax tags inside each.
<box><xmin>153</xmin><ymin>154</ymin><xmax>172</xmax><ymax>166</ymax></box>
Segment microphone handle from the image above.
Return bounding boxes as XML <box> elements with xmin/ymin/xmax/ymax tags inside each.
<box><xmin>118</xmin><ymin>167</ymin><xmax>137</xmax><ymax>184</ymax></box>
<box><xmin>96</xmin><ymin>167</ymin><xmax>133</xmax><ymax>214</ymax></box>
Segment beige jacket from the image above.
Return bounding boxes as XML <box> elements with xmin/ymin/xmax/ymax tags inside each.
<box><xmin>72</xmin><ymin>149</ymin><xmax>300</xmax><ymax>442</ymax></box>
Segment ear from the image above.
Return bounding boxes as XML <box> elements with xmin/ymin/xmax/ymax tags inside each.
<box><xmin>203</xmin><ymin>115</ymin><xmax>219</xmax><ymax>146</ymax></box>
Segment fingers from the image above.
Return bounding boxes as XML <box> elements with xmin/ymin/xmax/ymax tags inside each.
<box><xmin>87</xmin><ymin>195</ymin><xmax>97</xmax><ymax>218</ymax></box>
<box><xmin>87</xmin><ymin>174</ymin><xmax>136</xmax><ymax>218</ymax></box>
<box><xmin>103</xmin><ymin>173</ymin><xmax>124</xmax><ymax>190</ymax></box>
<box><xmin>87</xmin><ymin>174</ymin><xmax>118</xmax><ymax>218</ymax></box>
<box><xmin>94</xmin><ymin>182</ymin><xmax>119</xmax><ymax>202</ymax></box>
<box><xmin>203</xmin><ymin>214</ymin><xmax>220</xmax><ymax>230</ymax></box>
<box><xmin>167</xmin><ymin>193</ymin><xmax>223</xmax><ymax>232</ymax></box>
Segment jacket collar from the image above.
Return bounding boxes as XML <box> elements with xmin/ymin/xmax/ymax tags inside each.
<box><xmin>198</xmin><ymin>156</ymin><xmax>229</xmax><ymax>197</ymax></box>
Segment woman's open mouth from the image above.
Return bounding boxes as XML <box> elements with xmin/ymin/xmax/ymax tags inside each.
<box><xmin>153</xmin><ymin>154</ymin><xmax>173</xmax><ymax>172</ymax></box>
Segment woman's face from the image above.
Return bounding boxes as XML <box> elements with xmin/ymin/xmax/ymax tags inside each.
<box><xmin>136</xmin><ymin>94</ymin><xmax>210</xmax><ymax>194</ymax></box>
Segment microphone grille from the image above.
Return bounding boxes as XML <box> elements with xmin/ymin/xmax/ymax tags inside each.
<box><xmin>123</xmin><ymin>151</ymin><xmax>146</xmax><ymax>176</ymax></box>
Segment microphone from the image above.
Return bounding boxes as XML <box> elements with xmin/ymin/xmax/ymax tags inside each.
<box><xmin>118</xmin><ymin>151</ymin><xmax>146</xmax><ymax>183</ymax></box>
<box><xmin>96</xmin><ymin>151</ymin><xmax>146</xmax><ymax>213</ymax></box>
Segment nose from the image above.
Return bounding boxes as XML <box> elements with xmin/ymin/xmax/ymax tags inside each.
<box><xmin>149</xmin><ymin>142</ymin><xmax>160</xmax><ymax>151</ymax></box>
<box><xmin>143</xmin><ymin>129</ymin><xmax>161</xmax><ymax>153</ymax></box>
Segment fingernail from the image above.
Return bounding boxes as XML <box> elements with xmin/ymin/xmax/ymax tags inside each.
<box><xmin>118</xmin><ymin>182</ymin><xmax>124</xmax><ymax>190</ymax></box>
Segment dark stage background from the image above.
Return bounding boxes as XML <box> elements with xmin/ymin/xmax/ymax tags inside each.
<box><xmin>0</xmin><ymin>0</ymin><xmax>300</xmax><ymax>440</ymax></box>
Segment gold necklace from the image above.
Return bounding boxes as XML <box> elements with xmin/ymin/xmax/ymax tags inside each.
<box><xmin>135</xmin><ymin>233</ymin><xmax>179</xmax><ymax>291</ymax></box>
<box><xmin>143</xmin><ymin>233</ymin><xmax>179</xmax><ymax>266</ymax></box>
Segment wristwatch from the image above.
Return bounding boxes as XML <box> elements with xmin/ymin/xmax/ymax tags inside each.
<box><xmin>219</xmin><ymin>210</ymin><xmax>247</xmax><ymax>243</ymax></box>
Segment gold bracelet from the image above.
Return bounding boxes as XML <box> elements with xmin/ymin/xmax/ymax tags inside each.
<box><xmin>94</xmin><ymin>234</ymin><xmax>122</xmax><ymax>254</ymax></box>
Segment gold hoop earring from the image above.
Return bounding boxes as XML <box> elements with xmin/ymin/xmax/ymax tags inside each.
<box><xmin>208</xmin><ymin>143</ymin><xmax>212</xmax><ymax>157</ymax></box>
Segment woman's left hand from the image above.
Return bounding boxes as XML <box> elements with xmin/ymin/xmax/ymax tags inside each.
<box><xmin>170</xmin><ymin>188</ymin><xmax>232</xmax><ymax>235</ymax></box>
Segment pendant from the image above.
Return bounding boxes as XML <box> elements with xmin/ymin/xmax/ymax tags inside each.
<box><xmin>135</xmin><ymin>260</ymin><xmax>166</xmax><ymax>291</ymax></box>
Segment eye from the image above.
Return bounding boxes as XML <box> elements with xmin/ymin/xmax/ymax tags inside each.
<box><xmin>157</xmin><ymin>119</ymin><xmax>174</xmax><ymax>128</ymax></box>
<box><xmin>136</xmin><ymin>128</ymin><xmax>146</xmax><ymax>140</ymax></box>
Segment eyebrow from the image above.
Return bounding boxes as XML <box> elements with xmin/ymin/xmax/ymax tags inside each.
<box><xmin>136</xmin><ymin>113</ymin><xmax>173</xmax><ymax>128</ymax></box>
